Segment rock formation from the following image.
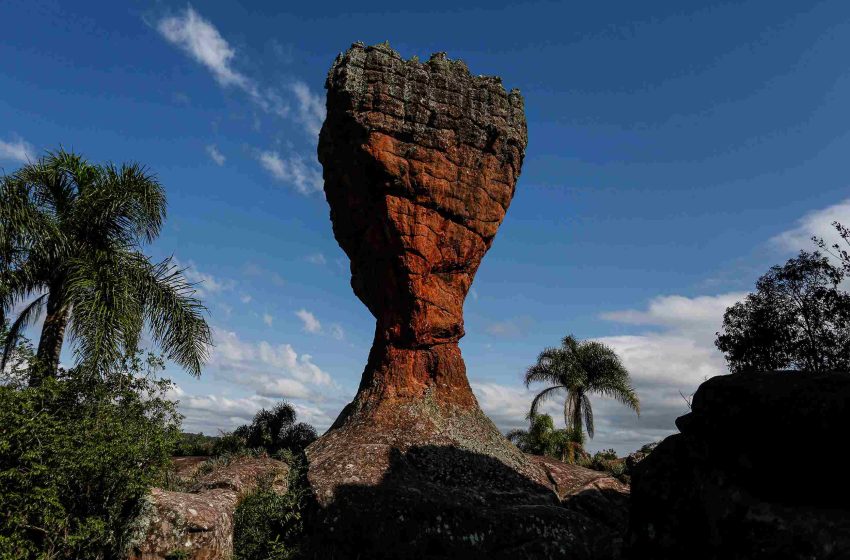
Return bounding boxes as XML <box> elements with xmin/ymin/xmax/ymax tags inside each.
<box><xmin>628</xmin><ymin>372</ymin><xmax>850</xmax><ymax>559</ymax></box>
<box><xmin>307</xmin><ymin>42</ymin><xmax>629</xmax><ymax>558</ymax></box>
<box><xmin>128</xmin><ymin>456</ymin><xmax>288</xmax><ymax>560</ymax></box>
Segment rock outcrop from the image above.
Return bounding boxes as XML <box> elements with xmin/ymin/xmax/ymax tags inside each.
<box><xmin>628</xmin><ymin>372</ymin><xmax>850</xmax><ymax>559</ymax></box>
<box><xmin>129</xmin><ymin>455</ymin><xmax>288</xmax><ymax>560</ymax></box>
<box><xmin>307</xmin><ymin>42</ymin><xmax>628</xmax><ymax>558</ymax></box>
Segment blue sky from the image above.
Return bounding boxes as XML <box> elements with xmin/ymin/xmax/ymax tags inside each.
<box><xmin>2</xmin><ymin>0</ymin><xmax>849</xmax><ymax>453</ymax></box>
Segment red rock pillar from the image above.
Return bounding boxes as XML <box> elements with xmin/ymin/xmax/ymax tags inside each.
<box><xmin>318</xmin><ymin>43</ymin><xmax>527</xmax><ymax>416</ymax></box>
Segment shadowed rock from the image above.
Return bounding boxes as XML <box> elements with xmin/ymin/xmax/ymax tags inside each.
<box><xmin>627</xmin><ymin>372</ymin><xmax>850</xmax><ymax>559</ymax></box>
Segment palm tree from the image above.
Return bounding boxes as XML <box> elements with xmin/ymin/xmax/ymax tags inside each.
<box><xmin>507</xmin><ymin>413</ymin><xmax>585</xmax><ymax>463</ymax></box>
<box><xmin>0</xmin><ymin>150</ymin><xmax>211</xmax><ymax>385</ymax></box>
<box><xmin>524</xmin><ymin>335</ymin><xmax>640</xmax><ymax>440</ymax></box>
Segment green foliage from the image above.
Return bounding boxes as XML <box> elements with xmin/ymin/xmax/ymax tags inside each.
<box><xmin>173</xmin><ymin>432</ymin><xmax>219</xmax><ymax>456</ymax></box>
<box><xmin>0</xmin><ymin>149</ymin><xmax>211</xmax><ymax>382</ymax></box>
<box><xmin>507</xmin><ymin>413</ymin><xmax>587</xmax><ymax>463</ymax></box>
<box><xmin>0</xmin><ymin>320</ymin><xmax>34</xmax><ymax>388</ymax></box>
<box><xmin>233</xmin><ymin>455</ymin><xmax>310</xmax><ymax>560</ymax></box>
<box><xmin>232</xmin><ymin>402</ymin><xmax>318</xmax><ymax>456</ymax></box>
<box><xmin>524</xmin><ymin>334</ymin><xmax>640</xmax><ymax>440</ymax></box>
<box><xmin>0</xmin><ymin>353</ymin><xmax>180</xmax><ymax>559</ymax></box>
<box><xmin>715</xmin><ymin>251</ymin><xmax>850</xmax><ymax>373</ymax></box>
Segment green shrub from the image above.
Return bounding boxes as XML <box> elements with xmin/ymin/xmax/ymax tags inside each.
<box><xmin>0</xmin><ymin>357</ymin><xmax>180</xmax><ymax>559</ymax></box>
<box><xmin>173</xmin><ymin>432</ymin><xmax>219</xmax><ymax>456</ymax></box>
<box><xmin>233</xmin><ymin>455</ymin><xmax>310</xmax><ymax>560</ymax></box>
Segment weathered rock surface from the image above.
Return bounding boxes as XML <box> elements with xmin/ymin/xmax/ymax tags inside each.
<box><xmin>628</xmin><ymin>372</ymin><xmax>850</xmax><ymax>559</ymax></box>
<box><xmin>129</xmin><ymin>455</ymin><xmax>288</xmax><ymax>560</ymax></box>
<box><xmin>306</xmin><ymin>446</ymin><xmax>629</xmax><ymax>559</ymax></box>
<box><xmin>307</xmin><ymin>42</ymin><xmax>627</xmax><ymax>558</ymax></box>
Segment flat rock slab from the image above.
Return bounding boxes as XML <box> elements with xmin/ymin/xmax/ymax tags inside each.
<box><xmin>129</xmin><ymin>455</ymin><xmax>288</xmax><ymax>560</ymax></box>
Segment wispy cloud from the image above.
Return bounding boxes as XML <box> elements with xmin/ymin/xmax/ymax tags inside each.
<box><xmin>330</xmin><ymin>324</ymin><xmax>345</xmax><ymax>341</ymax></box>
<box><xmin>174</xmin><ymin>257</ymin><xmax>235</xmax><ymax>296</ymax></box>
<box><xmin>0</xmin><ymin>135</ymin><xmax>35</xmax><ymax>163</ymax></box>
<box><xmin>157</xmin><ymin>7</ymin><xmax>250</xmax><ymax>89</ymax></box>
<box><xmin>156</xmin><ymin>6</ymin><xmax>289</xmax><ymax>118</ymax></box>
<box><xmin>295</xmin><ymin>309</ymin><xmax>322</xmax><ymax>334</ymax></box>
<box><xmin>206</xmin><ymin>144</ymin><xmax>226</xmax><ymax>166</ymax></box>
<box><xmin>258</xmin><ymin>150</ymin><xmax>323</xmax><ymax>195</ymax></box>
<box><xmin>306</xmin><ymin>253</ymin><xmax>327</xmax><ymax>265</ymax></box>
<box><xmin>263</xmin><ymin>313</ymin><xmax>274</xmax><ymax>327</ymax></box>
<box><xmin>291</xmin><ymin>81</ymin><xmax>326</xmax><ymax>138</ymax></box>
<box><xmin>485</xmin><ymin>316</ymin><xmax>533</xmax><ymax>338</ymax></box>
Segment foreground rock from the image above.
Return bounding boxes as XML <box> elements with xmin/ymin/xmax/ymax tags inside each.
<box><xmin>129</xmin><ymin>455</ymin><xmax>288</xmax><ymax>560</ymax></box>
<box><xmin>628</xmin><ymin>372</ymin><xmax>850</xmax><ymax>559</ymax></box>
<box><xmin>308</xmin><ymin>42</ymin><xmax>627</xmax><ymax>558</ymax></box>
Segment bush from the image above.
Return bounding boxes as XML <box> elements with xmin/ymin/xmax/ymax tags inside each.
<box><xmin>0</xmin><ymin>356</ymin><xmax>180</xmax><ymax>559</ymax></box>
<box><xmin>173</xmin><ymin>432</ymin><xmax>219</xmax><ymax>456</ymax></box>
<box><xmin>233</xmin><ymin>455</ymin><xmax>310</xmax><ymax>560</ymax></box>
<box><xmin>230</xmin><ymin>402</ymin><xmax>317</xmax><ymax>457</ymax></box>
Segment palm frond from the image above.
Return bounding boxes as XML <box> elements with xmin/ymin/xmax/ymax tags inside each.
<box><xmin>1</xmin><ymin>293</ymin><xmax>46</xmax><ymax>372</ymax></box>
<box><xmin>528</xmin><ymin>384</ymin><xmax>564</xmax><ymax>418</ymax></box>
<box><xmin>581</xmin><ymin>393</ymin><xmax>595</xmax><ymax>439</ymax></box>
<box><xmin>130</xmin><ymin>255</ymin><xmax>211</xmax><ymax>377</ymax></box>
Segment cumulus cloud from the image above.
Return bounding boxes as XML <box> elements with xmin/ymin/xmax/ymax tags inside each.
<box><xmin>771</xmin><ymin>198</ymin><xmax>850</xmax><ymax>253</ymax></box>
<box><xmin>210</xmin><ymin>328</ymin><xmax>332</xmax><ymax>390</ymax></box>
<box><xmin>0</xmin><ymin>135</ymin><xmax>35</xmax><ymax>163</ymax></box>
<box><xmin>257</xmin><ymin>150</ymin><xmax>323</xmax><ymax>195</ymax></box>
<box><xmin>206</xmin><ymin>144</ymin><xmax>226</xmax><ymax>165</ymax></box>
<box><xmin>472</xmin><ymin>292</ymin><xmax>744</xmax><ymax>454</ymax></box>
<box><xmin>295</xmin><ymin>309</ymin><xmax>322</xmax><ymax>334</ymax></box>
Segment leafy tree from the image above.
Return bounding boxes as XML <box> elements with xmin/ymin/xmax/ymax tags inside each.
<box><xmin>715</xmin><ymin>251</ymin><xmax>850</xmax><ymax>373</ymax></box>
<box><xmin>524</xmin><ymin>334</ymin><xmax>640</xmax><ymax>440</ymax></box>
<box><xmin>0</xmin><ymin>150</ymin><xmax>211</xmax><ymax>385</ymax></box>
<box><xmin>234</xmin><ymin>402</ymin><xmax>318</xmax><ymax>456</ymax></box>
<box><xmin>0</xmin><ymin>352</ymin><xmax>181</xmax><ymax>559</ymax></box>
<box><xmin>506</xmin><ymin>413</ymin><xmax>586</xmax><ymax>463</ymax></box>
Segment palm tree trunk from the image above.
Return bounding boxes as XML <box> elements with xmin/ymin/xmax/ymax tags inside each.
<box><xmin>31</xmin><ymin>286</ymin><xmax>69</xmax><ymax>386</ymax></box>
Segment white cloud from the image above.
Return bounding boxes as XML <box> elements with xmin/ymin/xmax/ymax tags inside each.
<box><xmin>771</xmin><ymin>198</ymin><xmax>850</xmax><ymax>252</ymax></box>
<box><xmin>0</xmin><ymin>135</ymin><xmax>35</xmax><ymax>163</ymax></box>
<box><xmin>258</xmin><ymin>150</ymin><xmax>323</xmax><ymax>195</ymax></box>
<box><xmin>330</xmin><ymin>324</ymin><xmax>345</xmax><ymax>341</ymax></box>
<box><xmin>173</xmin><ymin>258</ymin><xmax>235</xmax><ymax>295</ymax></box>
<box><xmin>600</xmin><ymin>292</ymin><xmax>745</xmax><ymax>343</ymax></box>
<box><xmin>295</xmin><ymin>309</ymin><xmax>322</xmax><ymax>334</ymax></box>
<box><xmin>211</xmin><ymin>328</ymin><xmax>332</xmax><ymax>389</ymax></box>
<box><xmin>263</xmin><ymin>313</ymin><xmax>274</xmax><ymax>327</ymax></box>
<box><xmin>291</xmin><ymin>81</ymin><xmax>326</xmax><ymax>137</ymax></box>
<box><xmin>306</xmin><ymin>252</ymin><xmax>327</xmax><ymax>265</ymax></box>
<box><xmin>206</xmin><ymin>144</ymin><xmax>225</xmax><ymax>165</ymax></box>
<box><xmin>157</xmin><ymin>7</ymin><xmax>250</xmax><ymax>89</ymax></box>
<box><xmin>485</xmin><ymin>316</ymin><xmax>532</xmax><ymax>338</ymax></box>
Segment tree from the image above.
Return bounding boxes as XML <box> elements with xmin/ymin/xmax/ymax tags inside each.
<box><xmin>814</xmin><ymin>221</ymin><xmax>850</xmax><ymax>274</ymax></box>
<box><xmin>715</xmin><ymin>251</ymin><xmax>850</xmax><ymax>373</ymax></box>
<box><xmin>234</xmin><ymin>402</ymin><xmax>318</xmax><ymax>456</ymax></box>
<box><xmin>524</xmin><ymin>335</ymin><xmax>640</xmax><ymax>441</ymax></box>
<box><xmin>0</xmin><ymin>150</ymin><xmax>211</xmax><ymax>385</ymax></box>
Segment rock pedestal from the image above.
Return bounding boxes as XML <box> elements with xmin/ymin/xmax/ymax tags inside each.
<box><xmin>306</xmin><ymin>43</ymin><xmax>629</xmax><ymax>559</ymax></box>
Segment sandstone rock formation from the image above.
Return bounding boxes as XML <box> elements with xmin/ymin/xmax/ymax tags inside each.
<box><xmin>628</xmin><ymin>372</ymin><xmax>850</xmax><ymax>559</ymax></box>
<box><xmin>129</xmin><ymin>455</ymin><xmax>288</xmax><ymax>560</ymax></box>
<box><xmin>307</xmin><ymin>42</ymin><xmax>629</xmax><ymax>558</ymax></box>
